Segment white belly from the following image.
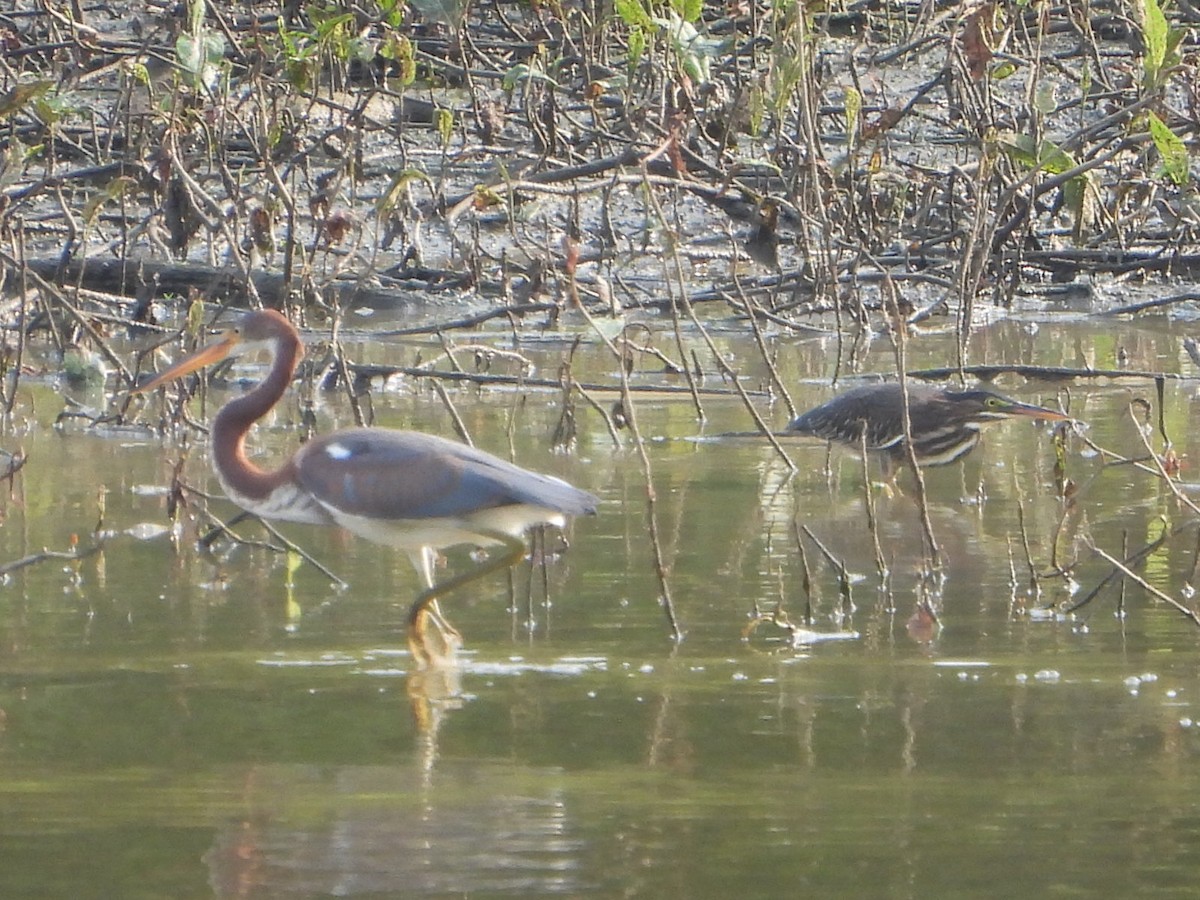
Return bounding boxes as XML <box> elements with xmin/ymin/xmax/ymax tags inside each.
<box><xmin>323</xmin><ymin>503</ymin><xmax>567</xmax><ymax>552</ymax></box>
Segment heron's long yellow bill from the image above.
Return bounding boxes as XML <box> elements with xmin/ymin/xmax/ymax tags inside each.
<box><xmin>133</xmin><ymin>332</ymin><xmax>239</xmax><ymax>394</ymax></box>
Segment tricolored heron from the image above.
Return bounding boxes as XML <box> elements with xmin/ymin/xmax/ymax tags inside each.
<box><xmin>135</xmin><ymin>309</ymin><xmax>598</xmax><ymax>665</ymax></box>
<box><xmin>786</xmin><ymin>382</ymin><xmax>1068</xmax><ymax>478</ymax></box>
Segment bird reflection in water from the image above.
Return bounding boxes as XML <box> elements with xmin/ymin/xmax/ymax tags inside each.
<box><xmin>135</xmin><ymin>309</ymin><xmax>598</xmax><ymax>666</ymax></box>
<box><xmin>203</xmin><ymin>760</ymin><xmax>585</xmax><ymax>897</ymax></box>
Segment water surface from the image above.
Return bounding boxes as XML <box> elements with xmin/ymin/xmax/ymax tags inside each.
<box><xmin>3</xmin><ymin>318</ymin><xmax>1200</xmax><ymax>898</ymax></box>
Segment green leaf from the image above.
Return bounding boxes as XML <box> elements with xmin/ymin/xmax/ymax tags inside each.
<box><xmin>380</xmin><ymin>33</ymin><xmax>416</xmax><ymax>85</ymax></box>
<box><xmin>1166</xmin><ymin>24</ymin><xmax>1187</xmax><ymax>59</ymax></box>
<box><xmin>1062</xmin><ymin>172</ymin><xmax>1097</xmax><ymax>243</ymax></box>
<box><xmin>627</xmin><ymin>26</ymin><xmax>645</xmax><ymax>71</ymax></box>
<box><xmin>379</xmin><ymin>0</ymin><xmax>404</xmax><ymax>27</ymax></box>
<box><xmin>998</xmin><ymin>133</ymin><xmax>1076</xmax><ymax>175</ymax></box>
<box><xmin>616</xmin><ymin>0</ymin><xmax>654</xmax><ymax>28</ymax></box>
<box><xmin>125</xmin><ymin>61</ymin><xmax>152</xmax><ymax>89</ymax></box>
<box><xmin>0</xmin><ymin>80</ymin><xmax>54</xmax><ymax>120</ymax></box>
<box><xmin>1034</xmin><ymin>81</ymin><xmax>1057</xmax><ymax>115</ymax></box>
<box><xmin>84</xmin><ymin>177</ymin><xmax>138</xmax><ymax>226</ymax></box>
<box><xmin>279</xmin><ymin>21</ymin><xmax>301</xmax><ymax>58</ymax></box>
<box><xmin>771</xmin><ymin>57</ymin><xmax>804</xmax><ymax>115</ymax></box>
<box><xmin>502</xmin><ymin>62</ymin><xmax>560</xmax><ymax>92</ymax></box>
<box><xmin>992</xmin><ymin>61</ymin><xmax>1017</xmax><ymax>79</ymax></box>
<box><xmin>1148</xmin><ymin>111</ymin><xmax>1190</xmax><ymax>185</ymax></box>
<box><xmin>176</xmin><ymin>30</ymin><xmax>226</xmax><ymax>90</ymax></box>
<box><xmin>844</xmin><ymin>86</ymin><xmax>860</xmax><ymax>149</ymax></box>
<box><xmin>1142</xmin><ymin>0</ymin><xmax>1167</xmax><ymax>84</ymax></box>
<box><xmin>186</xmin><ymin>299</ymin><xmax>205</xmax><ymax>338</ymax></box>
<box><xmin>748</xmin><ymin>84</ymin><xmax>764</xmax><ymax>137</ymax></box>
<box><xmin>311</xmin><ymin>10</ymin><xmax>355</xmax><ymax>42</ymax></box>
<box><xmin>377</xmin><ymin>168</ymin><xmax>434</xmax><ymax>217</ymax></box>
<box><xmin>33</xmin><ymin>88</ymin><xmax>79</xmax><ymax>125</ymax></box>
<box><xmin>435</xmin><ymin>107</ymin><xmax>454</xmax><ymax>148</ymax></box>
<box><xmin>285</xmin><ymin>57</ymin><xmax>315</xmax><ymax>92</ymax></box>
<box><xmin>188</xmin><ymin>0</ymin><xmax>205</xmax><ymax>35</ymax></box>
<box><xmin>658</xmin><ymin>11</ymin><xmax>721</xmax><ymax>85</ymax></box>
<box><xmin>174</xmin><ymin>33</ymin><xmax>202</xmax><ymax>79</ymax></box>
<box><xmin>671</xmin><ymin>0</ymin><xmax>702</xmax><ymax>23</ymax></box>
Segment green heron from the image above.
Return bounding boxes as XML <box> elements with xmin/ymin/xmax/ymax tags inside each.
<box><xmin>786</xmin><ymin>382</ymin><xmax>1068</xmax><ymax>477</ymax></box>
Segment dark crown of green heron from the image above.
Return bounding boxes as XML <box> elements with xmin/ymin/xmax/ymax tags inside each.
<box><xmin>786</xmin><ymin>382</ymin><xmax>1068</xmax><ymax>468</ymax></box>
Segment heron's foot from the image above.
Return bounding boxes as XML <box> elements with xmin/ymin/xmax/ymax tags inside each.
<box><xmin>741</xmin><ymin>609</ymin><xmax>795</xmax><ymax>642</ymax></box>
<box><xmin>408</xmin><ymin>607</ymin><xmax>462</xmax><ymax>668</ymax></box>
<box><xmin>407</xmin><ymin>591</ymin><xmax>464</xmax><ymax>668</ymax></box>
<box><xmin>427</xmin><ymin>603</ymin><xmax>464</xmax><ymax>652</ymax></box>
<box><xmin>405</xmin><ymin>533</ymin><xmax>527</xmax><ymax>667</ymax></box>
<box><xmin>875</xmin><ymin>478</ymin><xmax>901</xmax><ymax>499</ymax></box>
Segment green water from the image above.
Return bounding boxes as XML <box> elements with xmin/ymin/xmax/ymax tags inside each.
<box><xmin>3</xmin><ymin>319</ymin><xmax>1200</xmax><ymax>898</ymax></box>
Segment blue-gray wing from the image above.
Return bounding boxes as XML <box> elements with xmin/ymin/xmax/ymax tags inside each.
<box><xmin>294</xmin><ymin>428</ymin><xmax>598</xmax><ymax>522</ymax></box>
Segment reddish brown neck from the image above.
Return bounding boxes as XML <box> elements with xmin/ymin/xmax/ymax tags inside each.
<box><xmin>211</xmin><ymin>333</ymin><xmax>302</xmax><ymax>502</ymax></box>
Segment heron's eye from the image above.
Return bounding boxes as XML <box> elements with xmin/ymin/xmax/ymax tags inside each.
<box><xmin>986</xmin><ymin>397</ymin><xmax>1002</xmax><ymax>407</ymax></box>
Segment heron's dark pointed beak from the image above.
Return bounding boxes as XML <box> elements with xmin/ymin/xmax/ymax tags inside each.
<box><xmin>1004</xmin><ymin>401</ymin><xmax>1069</xmax><ymax>422</ymax></box>
<box><xmin>133</xmin><ymin>331</ymin><xmax>240</xmax><ymax>394</ymax></box>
